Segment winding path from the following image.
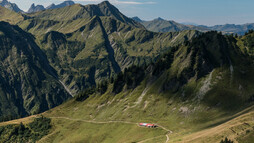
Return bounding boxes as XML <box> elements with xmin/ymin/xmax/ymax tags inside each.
<box><xmin>46</xmin><ymin>116</ymin><xmax>173</xmax><ymax>143</ymax></box>
<box><xmin>166</xmin><ymin>134</ymin><xmax>170</xmax><ymax>143</ymax></box>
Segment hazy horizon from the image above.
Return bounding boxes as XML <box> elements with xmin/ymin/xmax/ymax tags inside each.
<box><xmin>7</xmin><ymin>0</ymin><xmax>254</xmax><ymax>26</ymax></box>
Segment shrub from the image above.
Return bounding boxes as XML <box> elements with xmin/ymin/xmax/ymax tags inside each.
<box><xmin>75</xmin><ymin>87</ymin><xmax>96</xmax><ymax>101</ymax></box>
<box><xmin>113</xmin><ymin>65</ymin><xmax>145</xmax><ymax>94</ymax></box>
<box><xmin>220</xmin><ymin>137</ymin><xmax>234</xmax><ymax>143</ymax></box>
<box><xmin>0</xmin><ymin>116</ymin><xmax>51</xmax><ymax>143</ymax></box>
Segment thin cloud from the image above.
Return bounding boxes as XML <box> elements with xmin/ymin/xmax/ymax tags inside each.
<box><xmin>75</xmin><ymin>0</ymin><xmax>156</xmax><ymax>5</ymax></box>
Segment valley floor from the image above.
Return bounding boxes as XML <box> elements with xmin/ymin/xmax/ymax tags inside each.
<box><xmin>1</xmin><ymin>103</ymin><xmax>254</xmax><ymax>143</ymax></box>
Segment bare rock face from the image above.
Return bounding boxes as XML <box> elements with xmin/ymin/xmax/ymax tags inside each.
<box><xmin>0</xmin><ymin>22</ymin><xmax>71</xmax><ymax>121</ymax></box>
<box><xmin>27</xmin><ymin>3</ymin><xmax>45</xmax><ymax>13</ymax></box>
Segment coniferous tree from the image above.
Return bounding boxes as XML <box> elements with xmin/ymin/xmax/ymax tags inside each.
<box><xmin>220</xmin><ymin>137</ymin><xmax>234</xmax><ymax>143</ymax></box>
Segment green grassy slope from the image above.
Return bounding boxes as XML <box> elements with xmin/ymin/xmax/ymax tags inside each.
<box><xmin>237</xmin><ymin>30</ymin><xmax>254</xmax><ymax>56</ymax></box>
<box><xmin>0</xmin><ymin>6</ymin><xmax>24</xmax><ymax>24</ymax></box>
<box><xmin>142</xmin><ymin>18</ymin><xmax>191</xmax><ymax>33</ymax></box>
<box><xmin>38</xmin><ymin>118</ymin><xmax>167</xmax><ymax>143</ymax></box>
<box><xmin>30</xmin><ymin>31</ymin><xmax>254</xmax><ymax>142</ymax></box>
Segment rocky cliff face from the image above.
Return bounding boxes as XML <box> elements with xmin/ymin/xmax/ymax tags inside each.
<box><xmin>0</xmin><ymin>22</ymin><xmax>71</xmax><ymax>121</ymax></box>
<box><xmin>27</xmin><ymin>3</ymin><xmax>45</xmax><ymax>13</ymax></box>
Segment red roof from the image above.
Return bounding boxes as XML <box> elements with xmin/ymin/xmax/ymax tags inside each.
<box><xmin>146</xmin><ymin>123</ymin><xmax>154</xmax><ymax>126</ymax></box>
<box><xmin>139</xmin><ymin>123</ymin><xmax>155</xmax><ymax>127</ymax></box>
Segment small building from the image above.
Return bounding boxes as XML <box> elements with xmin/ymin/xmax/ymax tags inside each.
<box><xmin>139</xmin><ymin>123</ymin><xmax>157</xmax><ymax>128</ymax></box>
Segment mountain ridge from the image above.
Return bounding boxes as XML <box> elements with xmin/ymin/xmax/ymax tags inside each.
<box><xmin>27</xmin><ymin>3</ymin><xmax>45</xmax><ymax>13</ymax></box>
<box><xmin>132</xmin><ymin>16</ymin><xmax>209</xmax><ymax>33</ymax></box>
<box><xmin>0</xmin><ymin>0</ymin><xmax>22</xmax><ymax>12</ymax></box>
<box><xmin>133</xmin><ymin>16</ymin><xmax>254</xmax><ymax>35</ymax></box>
<box><xmin>46</xmin><ymin>0</ymin><xmax>74</xmax><ymax>10</ymax></box>
<box><xmin>0</xmin><ymin>1</ymin><xmax>198</xmax><ymax>120</ymax></box>
<box><xmin>27</xmin><ymin>0</ymin><xmax>75</xmax><ymax>13</ymax></box>
<box><xmin>0</xmin><ymin>5</ymin><xmax>24</xmax><ymax>24</ymax></box>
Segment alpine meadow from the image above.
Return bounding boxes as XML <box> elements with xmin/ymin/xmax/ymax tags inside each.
<box><xmin>0</xmin><ymin>0</ymin><xmax>254</xmax><ymax>143</ymax></box>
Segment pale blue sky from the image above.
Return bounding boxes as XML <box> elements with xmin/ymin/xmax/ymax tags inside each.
<box><xmin>8</xmin><ymin>0</ymin><xmax>254</xmax><ymax>26</ymax></box>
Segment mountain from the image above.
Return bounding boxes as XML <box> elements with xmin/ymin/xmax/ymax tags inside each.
<box><xmin>0</xmin><ymin>0</ymin><xmax>22</xmax><ymax>12</ymax></box>
<box><xmin>134</xmin><ymin>17</ymin><xmax>190</xmax><ymax>32</ymax></box>
<box><xmin>1</xmin><ymin>31</ymin><xmax>254</xmax><ymax>142</ymax></box>
<box><xmin>0</xmin><ymin>1</ymin><xmax>254</xmax><ymax>143</ymax></box>
<box><xmin>18</xmin><ymin>2</ymin><xmax>197</xmax><ymax>94</ymax></box>
<box><xmin>133</xmin><ymin>17</ymin><xmax>209</xmax><ymax>33</ymax></box>
<box><xmin>46</xmin><ymin>1</ymin><xmax>75</xmax><ymax>10</ymax></box>
<box><xmin>237</xmin><ymin>30</ymin><xmax>254</xmax><ymax>56</ymax></box>
<box><xmin>37</xmin><ymin>31</ymin><xmax>254</xmax><ymax>142</ymax></box>
<box><xmin>0</xmin><ymin>1</ymin><xmax>197</xmax><ymax>120</ymax></box>
<box><xmin>133</xmin><ymin>17</ymin><xmax>254</xmax><ymax>35</ymax></box>
<box><xmin>181</xmin><ymin>22</ymin><xmax>198</xmax><ymax>26</ymax></box>
<box><xmin>27</xmin><ymin>3</ymin><xmax>45</xmax><ymax>13</ymax></box>
<box><xmin>204</xmin><ymin>23</ymin><xmax>254</xmax><ymax>35</ymax></box>
<box><xmin>131</xmin><ymin>16</ymin><xmax>143</xmax><ymax>23</ymax></box>
<box><xmin>0</xmin><ymin>5</ymin><xmax>24</xmax><ymax>24</ymax></box>
<box><xmin>26</xmin><ymin>1</ymin><xmax>143</xmax><ymax>28</ymax></box>
<box><xmin>27</xmin><ymin>1</ymin><xmax>75</xmax><ymax>13</ymax></box>
<box><xmin>0</xmin><ymin>21</ymin><xmax>71</xmax><ymax>121</ymax></box>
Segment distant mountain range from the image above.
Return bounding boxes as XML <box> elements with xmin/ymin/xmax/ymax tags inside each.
<box><xmin>0</xmin><ymin>0</ymin><xmax>75</xmax><ymax>13</ymax></box>
<box><xmin>28</xmin><ymin>0</ymin><xmax>75</xmax><ymax>13</ymax></box>
<box><xmin>1</xmin><ymin>0</ymin><xmax>253</xmax><ymax>35</ymax></box>
<box><xmin>132</xmin><ymin>16</ymin><xmax>197</xmax><ymax>32</ymax></box>
<box><xmin>180</xmin><ymin>22</ymin><xmax>198</xmax><ymax>26</ymax></box>
<box><xmin>203</xmin><ymin>23</ymin><xmax>254</xmax><ymax>35</ymax></box>
<box><xmin>133</xmin><ymin>16</ymin><xmax>254</xmax><ymax>35</ymax></box>
<box><xmin>0</xmin><ymin>0</ymin><xmax>22</xmax><ymax>12</ymax></box>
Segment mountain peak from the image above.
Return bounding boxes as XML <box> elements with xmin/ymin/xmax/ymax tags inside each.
<box><xmin>98</xmin><ymin>1</ymin><xmax>114</xmax><ymax>8</ymax></box>
<box><xmin>132</xmin><ymin>16</ymin><xmax>143</xmax><ymax>22</ymax></box>
<box><xmin>46</xmin><ymin>3</ymin><xmax>56</xmax><ymax>9</ymax></box>
<box><xmin>46</xmin><ymin>0</ymin><xmax>75</xmax><ymax>10</ymax></box>
<box><xmin>155</xmin><ymin>17</ymin><xmax>165</xmax><ymax>21</ymax></box>
<box><xmin>99</xmin><ymin>1</ymin><xmax>111</xmax><ymax>6</ymax></box>
<box><xmin>0</xmin><ymin>0</ymin><xmax>22</xmax><ymax>12</ymax></box>
<box><xmin>62</xmin><ymin>0</ymin><xmax>75</xmax><ymax>5</ymax></box>
<box><xmin>28</xmin><ymin>3</ymin><xmax>45</xmax><ymax>13</ymax></box>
